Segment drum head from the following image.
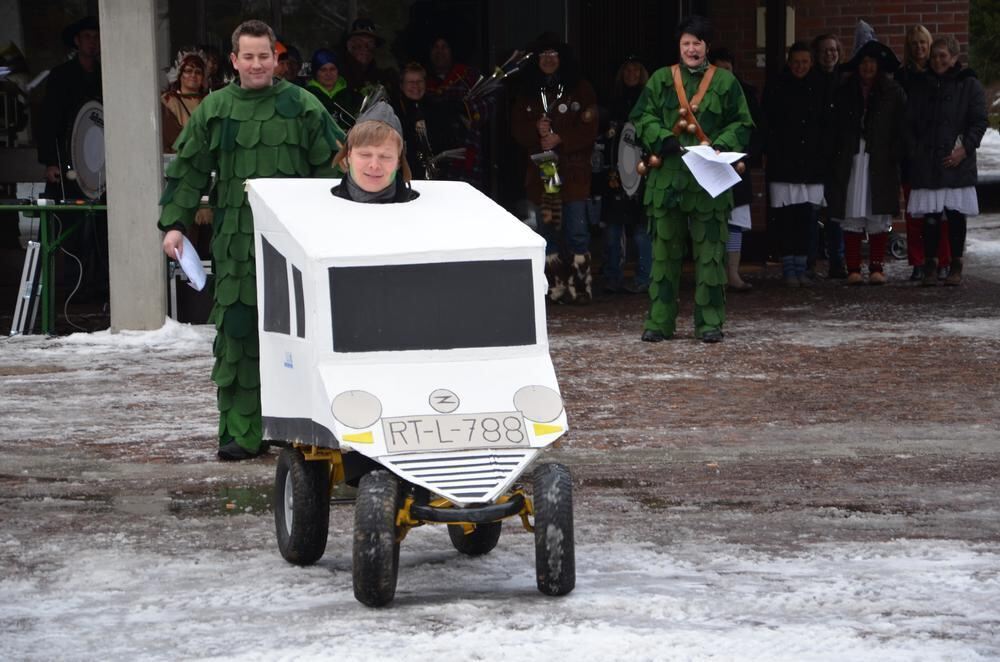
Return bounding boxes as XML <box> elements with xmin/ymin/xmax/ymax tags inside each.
<box><xmin>616</xmin><ymin>121</ymin><xmax>642</xmax><ymax>198</ymax></box>
<box><xmin>70</xmin><ymin>100</ymin><xmax>105</xmax><ymax>200</ymax></box>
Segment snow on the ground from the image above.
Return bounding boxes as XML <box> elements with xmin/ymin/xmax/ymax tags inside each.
<box><xmin>2</xmin><ymin>315</ymin><xmax>1000</xmax><ymax>659</ymax></box>
<box><xmin>1</xmin><ymin>523</ymin><xmax>998</xmax><ymax>662</ymax></box>
<box><xmin>977</xmin><ymin>128</ymin><xmax>1000</xmax><ymax>181</ymax></box>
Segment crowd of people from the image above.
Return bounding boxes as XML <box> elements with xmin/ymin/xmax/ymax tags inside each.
<box><xmin>42</xmin><ymin>14</ymin><xmax>988</xmax><ymax>354</ymax></box>
<box><xmin>32</xmin><ymin>12</ymin><xmax>987</xmax><ymax>458</ymax></box>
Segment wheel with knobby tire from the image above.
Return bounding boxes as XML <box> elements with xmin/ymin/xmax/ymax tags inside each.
<box><xmin>532</xmin><ymin>462</ymin><xmax>575</xmax><ymax>596</ymax></box>
<box><xmin>352</xmin><ymin>469</ymin><xmax>402</xmax><ymax>607</ymax></box>
<box><xmin>447</xmin><ymin>521</ymin><xmax>502</xmax><ymax>556</ymax></box>
<box><xmin>273</xmin><ymin>446</ymin><xmax>331</xmax><ymax>566</ymax></box>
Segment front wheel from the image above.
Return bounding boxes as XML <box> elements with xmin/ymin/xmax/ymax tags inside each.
<box><xmin>353</xmin><ymin>470</ymin><xmax>402</xmax><ymax>607</ymax></box>
<box><xmin>533</xmin><ymin>463</ymin><xmax>575</xmax><ymax>596</ymax></box>
<box><xmin>273</xmin><ymin>447</ymin><xmax>331</xmax><ymax>566</ymax></box>
<box><xmin>448</xmin><ymin>521</ymin><xmax>502</xmax><ymax>556</ymax></box>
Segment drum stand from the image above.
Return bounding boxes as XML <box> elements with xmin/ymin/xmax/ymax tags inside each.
<box><xmin>10</xmin><ymin>240</ymin><xmax>41</xmax><ymax>336</ymax></box>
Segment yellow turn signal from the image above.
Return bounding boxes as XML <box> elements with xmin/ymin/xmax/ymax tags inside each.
<box><xmin>342</xmin><ymin>431</ymin><xmax>374</xmax><ymax>444</ymax></box>
<box><xmin>532</xmin><ymin>423</ymin><xmax>563</xmax><ymax>436</ymax></box>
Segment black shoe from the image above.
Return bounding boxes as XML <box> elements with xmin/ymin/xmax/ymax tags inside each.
<box><xmin>701</xmin><ymin>329</ymin><xmax>724</xmax><ymax>343</ymax></box>
<box><xmin>217</xmin><ymin>440</ymin><xmax>270</xmax><ymax>461</ymax></box>
<box><xmin>909</xmin><ymin>266</ymin><xmax>924</xmax><ymax>282</ymax></box>
<box><xmin>827</xmin><ymin>262</ymin><xmax>848</xmax><ymax>279</ymax></box>
<box><xmin>641</xmin><ymin>329</ymin><xmax>667</xmax><ymax>343</ymax></box>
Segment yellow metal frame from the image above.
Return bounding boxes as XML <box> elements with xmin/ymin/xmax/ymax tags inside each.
<box><xmin>292</xmin><ymin>444</ymin><xmax>345</xmax><ymax>492</ymax></box>
<box><xmin>394</xmin><ymin>488</ymin><xmax>535</xmax><ymax>543</ymax></box>
<box><xmin>287</xmin><ymin>443</ymin><xmax>537</xmax><ymax>543</ymax></box>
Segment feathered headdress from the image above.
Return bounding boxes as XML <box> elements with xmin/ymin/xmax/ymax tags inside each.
<box><xmin>165</xmin><ymin>48</ymin><xmax>207</xmax><ymax>85</ymax></box>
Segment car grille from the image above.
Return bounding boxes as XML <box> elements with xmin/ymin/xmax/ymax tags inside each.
<box><xmin>380</xmin><ymin>448</ymin><xmax>538</xmax><ymax>506</ymax></box>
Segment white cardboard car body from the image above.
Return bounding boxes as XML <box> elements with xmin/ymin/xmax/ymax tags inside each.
<box><xmin>246</xmin><ymin>179</ymin><xmax>567</xmax><ymax>507</ymax></box>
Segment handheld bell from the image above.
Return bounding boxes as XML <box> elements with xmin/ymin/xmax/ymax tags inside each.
<box><xmin>636</xmin><ymin>159</ymin><xmax>649</xmax><ymax>176</ymax></box>
<box><xmin>678</xmin><ymin>107</ymin><xmax>687</xmax><ymax>116</ymax></box>
<box><xmin>686</xmin><ymin>123</ymin><xmax>698</xmax><ymax>135</ymax></box>
<box><xmin>677</xmin><ymin>119</ymin><xmax>688</xmax><ymax>130</ymax></box>
<box><xmin>735</xmin><ymin>162</ymin><xmax>746</xmax><ymax>174</ymax></box>
<box><xmin>690</xmin><ymin>103</ymin><xmax>699</xmax><ymax>113</ymax></box>
<box><xmin>647</xmin><ymin>154</ymin><xmax>662</xmax><ymax>168</ymax></box>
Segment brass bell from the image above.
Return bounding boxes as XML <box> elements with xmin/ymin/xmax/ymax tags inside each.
<box><xmin>686</xmin><ymin>123</ymin><xmax>698</xmax><ymax>134</ymax></box>
<box><xmin>647</xmin><ymin>154</ymin><xmax>662</xmax><ymax>168</ymax></box>
<box><xmin>735</xmin><ymin>162</ymin><xmax>746</xmax><ymax>174</ymax></box>
<box><xmin>636</xmin><ymin>159</ymin><xmax>649</xmax><ymax>176</ymax></box>
<box><xmin>677</xmin><ymin>119</ymin><xmax>688</xmax><ymax>130</ymax></box>
<box><xmin>678</xmin><ymin>107</ymin><xmax>687</xmax><ymax>116</ymax></box>
<box><xmin>691</xmin><ymin>103</ymin><xmax>699</xmax><ymax>113</ymax></box>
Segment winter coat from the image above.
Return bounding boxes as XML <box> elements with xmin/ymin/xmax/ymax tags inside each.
<box><xmin>904</xmin><ymin>65</ymin><xmax>988</xmax><ymax>190</ymax></box>
<box><xmin>763</xmin><ymin>68</ymin><xmax>829</xmax><ymax>184</ymax></box>
<box><xmin>825</xmin><ymin>74</ymin><xmax>906</xmax><ymax>219</ymax></box>
<box><xmin>732</xmin><ymin>78</ymin><xmax>763</xmax><ymax>208</ymax></box>
<box><xmin>511</xmin><ymin>78</ymin><xmax>599</xmax><ymax>204</ymax></box>
<box><xmin>629</xmin><ymin>64</ymin><xmax>753</xmax><ymax>215</ymax></box>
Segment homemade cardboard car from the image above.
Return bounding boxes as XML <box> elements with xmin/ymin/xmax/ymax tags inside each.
<box><xmin>246</xmin><ymin>178</ymin><xmax>575</xmax><ymax>606</ymax></box>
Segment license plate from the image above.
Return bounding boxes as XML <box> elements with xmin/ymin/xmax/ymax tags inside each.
<box><xmin>382</xmin><ymin>412</ymin><xmax>528</xmax><ymax>453</ymax></box>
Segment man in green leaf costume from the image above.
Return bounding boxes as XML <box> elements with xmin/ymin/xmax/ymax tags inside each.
<box><xmin>159</xmin><ymin>20</ymin><xmax>344</xmax><ymax>460</ymax></box>
<box><xmin>630</xmin><ymin>16</ymin><xmax>753</xmax><ymax>343</ymax></box>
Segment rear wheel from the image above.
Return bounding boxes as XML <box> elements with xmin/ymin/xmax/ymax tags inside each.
<box><xmin>352</xmin><ymin>470</ymin><xmax>402</xmax><ymax>607</ymax></box>
<box><xmin>532</xmin><ymin>463</ymin><xmax>575</xmax><ymax>596</ymax></box>
<box><xmin>447</xmin><ymin>521</ymin><xmax>502</xmax><ymax>556</ymax></box>
<box><xmin>273</xmin><ymin>447</ymin><xmax>330</xmax><ymax>565</ymax></box>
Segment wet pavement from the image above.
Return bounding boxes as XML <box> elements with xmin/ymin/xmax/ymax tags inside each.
<box><xmin>1</xmin><ymin>216</ymin><xmax>998</xmax><ymax>659</ymax></box>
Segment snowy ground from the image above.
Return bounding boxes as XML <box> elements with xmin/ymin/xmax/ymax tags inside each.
<box><xmin>2</xmin><ymin>226</ymin><xmax>1000</xmax><ymax>660</ymax></box>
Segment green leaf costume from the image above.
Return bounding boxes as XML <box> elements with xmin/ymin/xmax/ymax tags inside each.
<box><xmin>158</xmin><ymin>79</ymin><xmax>345</xmax><ymax>453</ymax></box>
<box><xmin>629</xmin><ymin>65</ymin><xmax>753</xmax><ymax>338</ymax></box>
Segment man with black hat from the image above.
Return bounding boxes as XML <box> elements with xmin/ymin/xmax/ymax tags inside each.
<box><xmin>340</xmin><ymin>17</ymin><xmax>397</xmax><ymax>110</ymax></box>
<box><xmin>37</xmin><ymin>16</ymin><xmax>102</xmax><ymax>188</ymax></box>
<box><xmin>36</xmin><ymin>15</ymin><xmax>107</xmax><ymax>303</ymax></box>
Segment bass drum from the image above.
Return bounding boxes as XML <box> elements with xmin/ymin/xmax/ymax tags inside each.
<box><xmin>69</xmin><ymin>100</ymin><xmax>106</xmax><ymax>200</ymax></box>
<box><xmin>615</xmin><ymin>121</ymin><xmax>643</xmax><ymax>200</ymax></box>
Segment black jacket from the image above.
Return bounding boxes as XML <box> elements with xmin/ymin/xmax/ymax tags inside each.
<box><xmin>904</xmin><ymin>65</ymin><xmax>987</xmax><ymax>190</ymax></box>
<box><xmin>826</xmin><ymin>74</ymin><xmax>906</xmax><ymax>219</ymax></box>
<box><xmin>763</xmin><ymin>68</ymin><xmax>829</xmax><ymax>184</ymax></box>
<box><xmin>36</xmin><ymin>57</ymin><xmax>102</xmax><ymax>168</ymax></box>
<box><xmin>732</xmin><ymin>77</ymin><xmax>763</xmax><ymax>207</ymax></box>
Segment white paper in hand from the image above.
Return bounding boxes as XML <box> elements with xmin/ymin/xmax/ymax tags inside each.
<box><xmin>682</xmin><ymin>145</ymin><xmax>746</xmax><ymax>198</ymax></box>
<box><xmin>174</xmin><ymin>235</ymin><xmax>207</xmax><ymax>291</ymax></box>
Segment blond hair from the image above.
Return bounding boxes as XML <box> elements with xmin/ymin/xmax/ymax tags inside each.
<box><xmin>333</xmin><ymin>119</ymin><xmax>411</xmax><ymax>181</ymax></box>
<box><xmin>904</xmin><ymin>25</ymin><xmax>933</xmax><ymax>67</ymax></box>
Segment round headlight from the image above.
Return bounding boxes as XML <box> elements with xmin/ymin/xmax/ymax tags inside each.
<box><xmin>331</xmin><ymin>390</ymin><xmax>382</xmax><ymax>429</ymax></box>
<box><xmin>513</xmin><ymin>385</ymin><xmax>563</xmax><ymax>423</ymax></box>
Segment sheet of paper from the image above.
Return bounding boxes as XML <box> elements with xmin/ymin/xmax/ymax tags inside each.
<box><xmin>174</xmin><ymin>235</ymin><xmax>207</xmax><ymax>291</ymax></box>
<box><xmin>682</xmin><ymin>147</ymin><xmax>745</xmax><ymax>198</ymax></box>
<box><xmin>684</xmin><ymin>144</ymin><xmax>745</xmax><ymax>164</ymax></box>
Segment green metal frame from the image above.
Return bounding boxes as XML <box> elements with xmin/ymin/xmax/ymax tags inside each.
<box><xmin>1</xmin><ymin>203</ymin><xmax>107</xmax><ymax>335</ymax></box>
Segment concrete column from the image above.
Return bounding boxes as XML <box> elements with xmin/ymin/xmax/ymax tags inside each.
<box><xmin>98</xmin><ymin>0</ymin><xmax>167</xmax><ymax>331</ymax></box>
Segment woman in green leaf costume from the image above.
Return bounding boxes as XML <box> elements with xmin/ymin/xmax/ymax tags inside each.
<box><xmin>630</xmin><ymin>16</ymin><xmax>753</xmax><ymax>343</ymax></box>
<box><xmin>159</xmin><ymin>20</ymin><xmax>344</xmax><ymax>460</ymax></box>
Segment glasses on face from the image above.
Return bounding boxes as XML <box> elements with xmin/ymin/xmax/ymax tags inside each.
<box><xmin>539</xmin><ymin>50</ymin><xmax>559</xmax><ymax>58</ymax></box>
<box><xmin>181</xmin><ymin>67</ymin><xmax>203</xmax><ymax>75</ymax></box>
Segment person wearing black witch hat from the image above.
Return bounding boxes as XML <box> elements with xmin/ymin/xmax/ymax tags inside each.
<box><xmin>511</xmin><ymin>32</ymin><xmax>599</xmax><ymax>304</ymax></box>
<box><xmin>37</xmin><ymin>15</ymin><xmax>108</xmax><ymax>303</ymax></box>
<box><xmin>826</xmin><ymin>20</ymin><xmax>906</xmax><ymax>286</ymax></box>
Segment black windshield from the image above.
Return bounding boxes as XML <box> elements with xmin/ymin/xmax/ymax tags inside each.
<box><xmin>329</xmin><ymin>259</ymin><xmax>536</xmax><ymax>352</ymax></box>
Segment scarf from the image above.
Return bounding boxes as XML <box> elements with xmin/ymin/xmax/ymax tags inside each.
<box><xmin>686</xmin><ymin>60</ymin><xmax>710</xmax><ymax>76</ymax></box>
<box><xmin>344</xmin><ymin>169</ymin><xmax>398</xmax><ymax>204</ymax></box>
